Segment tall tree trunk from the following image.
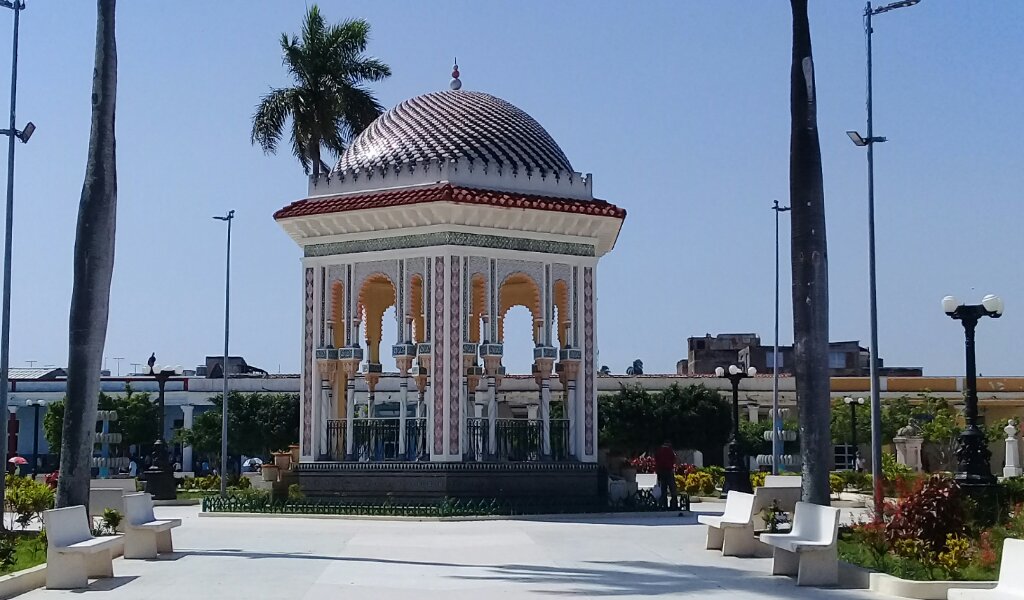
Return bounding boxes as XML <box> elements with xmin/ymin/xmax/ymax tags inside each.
<box><xmin>56</xmin><ymin>0</ymin><xmax>117</xmax><ymax>509</ymax></box>
<box><xmin>789</xmin><ymin>0</ymin><xmax>831</xmax><ymax>506</ymax></box>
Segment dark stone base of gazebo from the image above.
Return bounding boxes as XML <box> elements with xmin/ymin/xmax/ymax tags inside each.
<box><xmin>296</xmin><ymin>461</ymin><xmax>602</xmax><ymax>505</ymax></box>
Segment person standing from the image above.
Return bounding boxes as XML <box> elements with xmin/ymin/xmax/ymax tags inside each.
<box><xmin>654</xmin><ymin>441</ymin><xmax>679</xmax><ymax>510</ymax></box>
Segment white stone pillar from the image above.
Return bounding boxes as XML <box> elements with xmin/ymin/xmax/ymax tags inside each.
<box><xmin>1005</xmin><ymin>420</ymin><xmax>1022</xmax><ymax>478</ymax></box>
<box><xmin>541</xmin><ymin>377</ymin><xmax>552</xmax><ymax>457</ymax></box>
<box><xmin>567</xmin><ymin>379</ymin><xmax>577</xmax><ymax>458</ymax></box>
<box><xmin>487</xmin><ymin>377</ymin><xmax>497</xmax><ymax>456</ymax></box>
<box><xmin>181</xmin><ymin>405</ymin><xmax>194</xmax><ymax>471</ymax></box>
<box><xmin>399</xmin><ymin>376</ymin><xmax>409</xmax><ymax>459</ymax></box>
<box><xmin>319</xmin><ymin>380</ymin><xmax>331</xmax><ymax>459</ymax></box>
<box><xmin>747</xmin><ymin>405</ymin><xmax>759</xmax><ymax>423</ymax></box>
<box><xmin>345</xmin><ymin>377</ymin><xmax>356</xmax><ymax>459</ymax></box>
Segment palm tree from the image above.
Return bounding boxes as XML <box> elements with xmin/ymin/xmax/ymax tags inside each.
<box><xmin>789</xmin><ymin>0</ymin><xmax>831</xmax><ymax>506</ymax></box>
<box><xmin>57</xmin><ymin>0</ymin><xmax>118</xmax><ymax>509</ymax></box>
<box><xmin>251</xmin><ymin>6</ymin><xmax>391</xmax><ymax>180</ymax></box>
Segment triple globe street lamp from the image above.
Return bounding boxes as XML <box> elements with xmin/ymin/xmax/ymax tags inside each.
<box><xmin>716</xmin><ymin>364</ymin><xmax>757</xmax><ymax>494</ymax></box>
<box><xmin>942</xmin><ymin>294</ymin><xmax>1003</xmax><ymax>488</ymax></box>
<box><xmin>843</xmin><ymin>396</ymin><xmax>865</xmax><ymax>470</ymax></box>
<box><xmin>25</xmin><ymin>397</ymin><xmax>46</xmax><ymax>476</ymax></box>
<box><xmin>144</xmin><ymin>355</ymin><xmax>182</xmax><ymax>500</ymax></box>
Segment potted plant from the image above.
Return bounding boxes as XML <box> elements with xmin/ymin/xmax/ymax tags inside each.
<box><xmin>288</xmin><ymin>444</ymin><xmax>300</xmax><ymax>464</ymax></box>
<box><xmin>272</xmin><ymin>451</ymin><xmax>292</xmax><ymax>471</ymax></box>
<box><xmin>260</xmin><ymin>463</ymin><xmax>280</xmax><ymax>482</ymax></box>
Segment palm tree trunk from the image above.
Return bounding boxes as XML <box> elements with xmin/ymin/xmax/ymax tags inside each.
<box><xmin>789</xmin><ymin>0</ymin><xmax>831</xmax><ymax>506</ymax></box>
<box><xmin>56</xmin><ymin>0</ymin><xmax>117</xmax><ymax>509</ymax></box>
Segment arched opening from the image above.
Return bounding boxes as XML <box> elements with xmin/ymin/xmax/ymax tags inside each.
<box><xmin>498</xmin><ymin>273</ymin><xmax>541</xmax><ymax>374</ymax></box>
<box><xmin>553</xmin><ymin>279</ymin><xmax>570</xmax><ymax>348</ymax></box>
<box><xmin>469</xmin><ymin>274</ymin><xmax>486</xmax><ymax>343</ymax></box>
<box><xmin>409</xmin><ymin>274</ymin><xmax>424</xmax><ymax>343</ymax></box>
<box><xmin>330</xmin><ymin>281</ymin><xmax>346</xmax><ymax>347</ymax></box>
<box><xmin>359</xmin><ymin>273</ymin><xmax>397</xmax><ymax>370</ymax></box>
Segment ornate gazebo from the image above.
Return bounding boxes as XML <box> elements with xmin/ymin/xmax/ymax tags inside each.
<box><xmin>274</xmin><ymin>68</ymin><xmax>625</xmax><ymax>500</ymax></box>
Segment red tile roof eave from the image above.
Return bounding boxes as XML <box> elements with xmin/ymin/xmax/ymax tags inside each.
<box><xmin>272</xmin><ymin>185</ymin><xmax>627</xmax><ymax>221</ymax></box>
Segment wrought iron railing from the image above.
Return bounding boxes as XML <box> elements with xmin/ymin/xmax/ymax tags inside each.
<box><xmin>326</xmin><ymin>418</ymin><xmax>427</xmax><ymax>462</ymax></box>
<box><xmin>550</xmin><ymin>418</ymin><xmax>570</xmax><ymax>461</ymax></box>
<box><xmin>495</xmin><ymin>419</ymin><xmax>541</xmax><ymax>461</ymax></box>
<box><xmin>465</xmin><ymin>418</ymin><xmax>489</xmax><ymax>461</ymax></box>
<box><xmin>326</xmin><ymin>419</ymin><xmax>346</xmax><ymax>461</ymax></box>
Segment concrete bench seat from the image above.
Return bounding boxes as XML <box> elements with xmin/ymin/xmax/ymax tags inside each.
<box><xmin>42</xmin><ymin>505</ymin><xmax>121</xmax><ymax>589</ymax></box>
<box><xmin>123</xmin><ymin>492</ymin><xmax>181</xmax><ymax>559</ymax></box>
<box><xmin>948</xmin><ymin>538</ymin><xmax>1024</xmax><ymax>599</ymax></box>
<box><xmin>90</xmin><ymin>478</ymin><xmax>137</xmax><ymax>493</ymax></box>
<box><xmin>697</xmin><ymin>491</ymin><xmax>758</xmax><ymax>556</ymax></box>
<box><xmin>759</xmin><ymin>501</ymin><xmax>840</xmax><ymax>586</ymax></box>
<box><xmin>752</xmin><ymin>485</ymin><xmax>801</xmax><ymax>531</ymax></box>
<box><xmin>764</xmin><ymin>475</ymin><xmax>801</xmax><ymax>488</ymax></box>
<box><xmin>88</xmin><ymin>487</ymin><xmax>126</xmax><ymax>519</ymax></box>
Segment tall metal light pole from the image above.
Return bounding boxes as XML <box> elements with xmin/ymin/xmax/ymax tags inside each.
<box><xmin>26</xmin><ymin>397</ymin><xmax>45</xmax><ymax>476</ymax></box>
<box><xmin>843</xmin><ymin>396</ymin><xmax>865</xmax><ymax>469</ymax></box>
<box><xmin>0</xmin><ymin>0</ymin><xmax>31</xmax><ymax>495</ymax></box>
<box><xmin>214</xmin><ymin>210</ymin><xmax>234</xmax><ymax>498</ymax></box>
<box><xmin>847</xmin><ymin>0</ymin><xmax>921</xmax><ymax>517</ymax></box>
<box><xmin>771</xmin><ymin>200</ymin><xmax>790</xmax><ymax>476</ymax></box>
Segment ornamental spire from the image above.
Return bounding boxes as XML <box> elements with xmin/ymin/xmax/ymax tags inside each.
<box><xmin>450</xmin><ymin>58</ymin><xmax>462</xmax><ymax>90</ymax></box>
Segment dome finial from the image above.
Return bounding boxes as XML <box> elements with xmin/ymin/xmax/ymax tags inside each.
<box><xmin>450</xmin><ymin>58</ymin><xmax>462</xmax><ymax>90</ymax></box>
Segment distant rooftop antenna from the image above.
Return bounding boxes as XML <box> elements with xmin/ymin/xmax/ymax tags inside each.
<box><xmin>450</xmin><ymin>58</ymin><xmax>461</xmax><ymax>90</ymax></box>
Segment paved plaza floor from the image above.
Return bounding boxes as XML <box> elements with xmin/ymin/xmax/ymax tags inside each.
<box><xmin>16</xmin><ymin>504</ymin><xmax>889</xmax><ymax>599</ymax></box>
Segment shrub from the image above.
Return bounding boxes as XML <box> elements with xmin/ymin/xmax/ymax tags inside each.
<box><xmin>830</xmin><ymin>473</ymin><xmax>845</xmax><ymax>497</ymax></box>
<box><xmin>882</xmin><ymin>452</ymin><xmax>913</xmax><ymax>481</ymax></box>
<box><xmin>674</xmin><ymin>463</ymin><xmax>697</xmax><ymax>476</ymax></box>
<box><xmin>287</xmin><ymin>484</ymin><xmax>304</xmax><ymax>501</ymax></box>
<box><xmin>235</xmin><ymin>474</ymin><xmax>252</xmax><ymax>489</ymax></box>
<box><xmin>886</xmin><ymin>475</ymin><xmax>966</xmax><ymax>554</ymax></box>
<box><xmin>700</xmin><ymin>465</ymin><xmax>725</xmax><ymax>489</ymax></box>
<box><xmin>682</xmin><ymin>471</ymin><xmax>716</xmax><ymax>496</ymax></box>
<box><xmin>1002</xmin><ymin>477</ymin><xmax>1024</xmax><ymax>506</ymax></box>
<box><xmin>628</xmin><ymin>455</ymin><xmax>656</xmax><ymax>474</ymax></box>
<box><xmin>5</xmin><ymin>476</ymin><xmax>54</xmax><ymax>529</ymax></box>
<box><xmin>101</xmin><ymin>509</ymin><xmax>123</xmax><ymax>535</ymax></box>
<box><xmin>750</xmin><ymin>471</ymin><xmax>767</xmax><ymax>488</ymax></box>
<box><xmin>838</xmin><ymin>469</ymin><xmax>871</xmax><ymax>491</ymax></box>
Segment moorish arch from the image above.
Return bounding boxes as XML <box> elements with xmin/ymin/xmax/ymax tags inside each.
<box><xmin>498</xmin><ymin>272</ymin><xmax>541</xmax><ymax>345</ymax></box>
<box><xmin>358</xmin><ymin>273</ymin><xmax>396</xmax><ymax>365</ymax></box>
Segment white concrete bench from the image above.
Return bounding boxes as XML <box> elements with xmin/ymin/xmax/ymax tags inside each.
<box><xmin>90</xmin><ymin>478</ymin><xmax>137</xmax><ymax>493</ymax></box>
<box><xmin>752</xmin><ymin>485</ymin><xmax>802</xmax><ymax>531</ymax></box>
<box><xmin>88</xmin><ymin>488</ymin><xmax>125</xmax><ymax>519</ymax></box>
<box><xmin>696</xmin><ymin>491</ymin><xmax>758</xmax><ymax>556</ymax></box>
<box><xmin>42</xmin><ymin>505</ymin><xmax>121</xmax><ymax>589</ymax></box>
<box><xmin>123</xmin><ymin>492</ymin><xmax>181</xmax><ymax>559</ymax></box>
<box><xmin>765</xmin><ymin>475</ymin><xmax>801</xmax><ymax>488</ymax></box>
<box><xmin>759</xmin><ymin>501</ymin><xmax>840</xmax><ymax>586</ymax></box>
<box><xmin>948</xmin><ymin>538</ymin><xmax>1024</xmax><ymax>599</ymax></box>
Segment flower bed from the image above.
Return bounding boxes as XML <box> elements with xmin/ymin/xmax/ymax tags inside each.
<box><xmin>840</xmin><ymin>474</ymin><xmax>1023</xmax><ymax>582</ymax></box>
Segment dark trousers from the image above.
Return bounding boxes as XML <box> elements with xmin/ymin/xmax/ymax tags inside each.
<box><xmin>656</xmin><ymin>469</ymin><xmax>678</xmax><ymax>509</ymax></box>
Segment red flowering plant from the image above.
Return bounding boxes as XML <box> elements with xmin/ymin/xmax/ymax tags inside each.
<box><xmin>44</xmin><ymin>470</ymin><xmax>59</xmax><ymax>490</ymax></box>
<box><xmin>628</xmin><ymin>455</ymin><xmax>656</xmax><ymax>474</ymax></box>
<box><xmin>675</xmin><ymin>463</ymin><xmax>697</xmax><ymax>476</ymax></box>
<box><xmin>886</xmin><ymin>475</ymin><xmax>967</xmax><ymax>554</ymax></box>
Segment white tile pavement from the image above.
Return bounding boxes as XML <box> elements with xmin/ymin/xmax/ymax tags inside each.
<box><xmin>13</xmin><ymin>505</ymin><xmax>891</xmax><ymax>600</ymax></box>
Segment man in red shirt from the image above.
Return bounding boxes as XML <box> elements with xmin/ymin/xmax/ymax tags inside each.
<box><xmin>654</xmin><ymin>441</ymin><xmax>678</xmax><ymax>510</ymax></box>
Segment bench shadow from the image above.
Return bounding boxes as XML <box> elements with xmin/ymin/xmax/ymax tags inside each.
<box><xmin>70</xmin><ymin>576</ymin><xmax>139</xmax><ymax>593</ymax></box>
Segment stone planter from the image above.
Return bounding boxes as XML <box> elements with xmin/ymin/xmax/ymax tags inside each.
<box><xmin>261</xmin><ymin>464</ymin><xmax>280</xmax><ymax>482</ymax></box>
<box><xmin>289</xmin><ymin>444</ymin><xmax>301</xmax><ymax>465</ymax></box>
<box><xmin>272</xmin><ymin>452</ymin><xmax>291</xmax><ymax>471</ymax></box>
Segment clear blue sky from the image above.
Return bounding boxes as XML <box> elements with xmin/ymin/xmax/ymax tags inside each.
<box><xmin>1</xmin><ymin>1</ymin><xmax>1021</xmax><ymax>377</ymax></box>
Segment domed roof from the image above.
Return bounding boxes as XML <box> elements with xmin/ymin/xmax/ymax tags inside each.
<box><xmin>333</xmin><ymin>90</ymin><xmax>574</xmax><ymax>176</ymax></box>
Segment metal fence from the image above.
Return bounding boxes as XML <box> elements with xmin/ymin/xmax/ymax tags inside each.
<box><xmin>326</xmin><ymin>418</ymin><xmax>426</xmax><ymax>462</ymax></box>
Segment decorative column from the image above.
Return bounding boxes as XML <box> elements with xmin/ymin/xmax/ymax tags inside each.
<box><xmin>559</xmin><ymin>348</ymin><xmax>581</xmax><ymax>459</ymax></box>
<box><xmin>394</xmin><ymin>340</ymin><xmax>416</xmax><ymax>461</ymax></box>
<box><xmin>1004</xmin><ymin>419</ymin><xmax>1022</xmax><ymax>478</ymax></box>
<box><xmin>180</xmin><ymin>404</ymin><xmax>194</xmax><ymax>472</ymax></box>
<box><xmin>533</xmin><ymin>346</ymin><xmax>556</xmax><ymax>459</ymax></box>
<box><xmin>481</xmin><ymin>339</ymin><xmax>504</xmax><ymax>459</ymax></box>
<box><xmin>462</xmin><ymin>343</ymin><xmax>481</xmax><ymax>459</ymax></box>
<box><xmin>465</xmin><ymin>365</ymin><xmax>482</xmax><ymax>460</ymax></box>
<box><xmin>315</xmin><ymin>354</ymin><xmax>339</xmax><ymax>459</ymax></box>
<box><xmin>365</xmin><ymin>365</ymin><xmax>381</xmax><ymax>418</ymax></box>
<box><xmin>414</xmin><ymin>365</ymin><xmax>429</xmax><ymax>460</ymax></box>
<box><xmin>339</xmin><ymin>341</ymin><xmax>362</xmax><ymax>460</ymax></box>
<box><xmin>418</xmin><ymin>346</ymin><xmax>435</xmax><ymax>459</ymax></box>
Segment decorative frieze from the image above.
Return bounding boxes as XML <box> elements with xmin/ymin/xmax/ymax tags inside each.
<box><xmin>305</xmin><ymin>231</ymin><xmax>594</xmax><ymax>258</ymax></box>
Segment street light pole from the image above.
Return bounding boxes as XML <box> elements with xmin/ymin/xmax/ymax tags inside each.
<box><xmin>942</xmin><ymin>295</ymin><xmax>1002</xmax><ymax>487</ymax></box>
<box><xmin>27</xmin><ymin>398</ymin><xmax>45</xmax><ymax>476</ymax></box>
<box><xmin>0</xmin><ymin>0</ymin><xmax>27</xmax><ymax>488</ymax></box>
<box><xmin>848</xmin><ymin>0</ymin><xmax>921</xmax><ymax>518</ymax></box>
<box><xmin>213</xmin><ymin>210</ymin><xmax>234</xmax><ymax>498</ymax></box>
<box><xmin>843</xmin><ymin>396</ymin><xmax>865</xmax><ymax>470</ymax></box>
<box><xmin>716</xmin><ymin>364</ymin><xmax>757</xmax><ymax>494</ymax></box>
<box><xmin>771</xmin><ymin>200</ymin><xmax>790</xmax><ymax>476</ymax></box>
<box><xmin>144</xmin><ymin>357</ymin><xmax>181</xmax><ymax>500</ymax></box>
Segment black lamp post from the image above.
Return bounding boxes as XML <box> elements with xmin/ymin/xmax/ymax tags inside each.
<box><xmin>843</xmin><ymin>396</ymin><xmax>865</xmax><ymax>470</ymax></box>
<box><xmin>942</xmin><ymin>294</ymin><xmax>1003</xmax><ymax>487</ymax></box>
<box><xmin>716</xmin><ymin>364</ymin><xmax>757</xmax><ymax>494</ymax></box>
<box><xmin>26</xmin><ymin>398</ymin><xmax>45</xmax><ymax>476</ymax></box>
<box><xmin>143</xmin><ymin>354</ymin><xmax>181</xmax><ymax>499</ymax></box>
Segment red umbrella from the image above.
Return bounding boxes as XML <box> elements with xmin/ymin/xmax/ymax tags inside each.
<box><xmin>8</xmin><ymin>457</ymin><xmax>27</xmax><ymax>465</ymax></box>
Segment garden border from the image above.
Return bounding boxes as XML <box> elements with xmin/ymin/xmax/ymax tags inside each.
<box><xmin>838</xmin><ymin>561</ymin><xmax>997</xmax><ymax>600</ymax></box>
<box><xmin>0</xmin><ymin>537</ymin><xmax>125</xmax><ymax>597</ymax></box>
